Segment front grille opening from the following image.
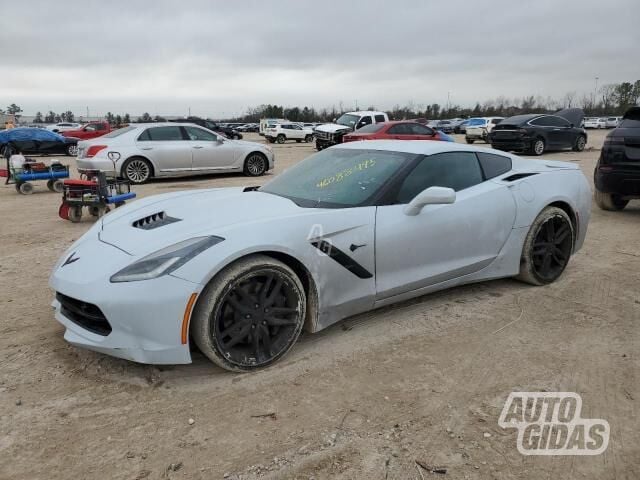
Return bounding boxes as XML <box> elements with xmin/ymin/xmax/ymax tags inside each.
<box><xmin>56</xmin><ymin>293</ymin><xmax>112</xmax><ymax>336</ymax></box>
<box><xmin>132</xmin><ymin>211</ymin><xmax>181</xmax><ymax>230</ymax></box>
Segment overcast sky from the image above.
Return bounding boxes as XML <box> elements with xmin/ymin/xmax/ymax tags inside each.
<box><xmin>1</xmin><ymin>0</ymin><xmax>638</xmax><ymax>118</ymax></box>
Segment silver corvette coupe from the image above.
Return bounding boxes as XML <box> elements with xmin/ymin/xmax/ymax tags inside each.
<box><xmin>50</xmin><ymin>141</ymin><xmax>591</xmax><ymax>371</ymax></box>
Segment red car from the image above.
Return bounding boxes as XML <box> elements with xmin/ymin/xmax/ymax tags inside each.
<box><xmin>343</xmin><ymin>121</ymin><xmax>450</xmax><ymax>143</ymax></box>
<box><xmin>61</xmin><ymin>121</ymin><xmax>112</xmax><ymax>140</ymax></box>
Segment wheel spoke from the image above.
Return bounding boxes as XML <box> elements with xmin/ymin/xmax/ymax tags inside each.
<box><xmin>265</xmin><ymin>316</ymin><xmax>297</xmax><ymax>327</ymax></box>
<box><xmin>259</xmin><ymin>274</ymin><xmax>274</xmax><ymax>301</ymax></box>
<box><xmin>554</xmin><ymin>225</ymin><xmax>570</xmax><ymax>244</ymax></box>
<box><xmin>221</xmin><ymin>323</ymin><xmax>252</xmax><ymax>349</ymax></box>
<box><xmin>270</xmin><ymin>306</ymin><xmax>299</xmax><ymax>315</ymax></box>
<box><xmin>264</xmin><ymin>278</ymin><xmax>283</xmax><ymax>307</ymax></box>
<box><xmin>259</xmin><ymin>324</ymin><xmax>272</xmax><ymax>357</ymax></box>
<box><xmin>541</xmin><ymin>253</ymin><xmax>552</xmax><ymax>274</ymax></box>
<box><xmin>226</xmin><ymin>294</ymin><xmax>253</xmax><ymax>314</ymax></box>
<box><xmin>544</xmin><ymin>220</ymin><xmax>555</xmax><ymax>242</ymax></box>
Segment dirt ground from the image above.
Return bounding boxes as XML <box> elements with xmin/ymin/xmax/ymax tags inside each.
<box><xmin>0</xmin><ymin>130</ymin><xmax>638</xmax><ymax>480</ymax></box>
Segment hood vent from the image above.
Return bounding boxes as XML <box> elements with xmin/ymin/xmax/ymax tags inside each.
<box><xmin>132</xmin><ymin>211</ymin><xmax>181</xmax><ymax>230</ymax></box>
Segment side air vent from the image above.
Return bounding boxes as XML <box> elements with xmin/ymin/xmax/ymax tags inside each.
<box><xmin>504</xmin><ymin>172</ymin><xmax>539</xmax><ymax>182</ymax></box>
<box><xmin>132</xmin><ymin>211</ymin><xmax>181</xmax><ymax>230</ymax></box>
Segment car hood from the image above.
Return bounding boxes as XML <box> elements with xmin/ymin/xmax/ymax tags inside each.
<box><xmin>99</xmin><ymin>188</ymin><xmax>303</xmax><ymax>256</ymax></box>
<box><xmin>555</xmin><ymin>108</ymin><xmax>584</xmax><ymax>127</ymax></box>
<box><xmin>314</xmin><ymin>123</ymin><xmax>353</xmax><ymax>134</ymax></box>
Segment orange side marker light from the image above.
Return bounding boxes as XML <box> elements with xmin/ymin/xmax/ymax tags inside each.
<box><xmin>181</xmin><ymin>293</ymin><xmax>198</xmax><ymax>345</ymax></box>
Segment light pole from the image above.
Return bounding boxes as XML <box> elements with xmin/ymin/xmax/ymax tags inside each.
<box><xmin>593</xmin><ymin>77</ymin><xmax>599</xmax><ymax>106</ymax></box>
<box><xmin>447</xmin><ymin>91</ymin><xmax>451</xmax><ymax>112</ymax></box>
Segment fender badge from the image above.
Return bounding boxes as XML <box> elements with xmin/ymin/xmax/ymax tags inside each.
<box><xmin>61</xmin><ymin>252</ymin><xmax>80</xmax><ymax>267</ymax></box>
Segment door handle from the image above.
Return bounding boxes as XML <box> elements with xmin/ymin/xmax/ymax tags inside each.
<box><xmin>192</xmin><ymin>145</ymin><xmax>204</xmax><ymax>149</ymax></box>
<box><xmin>140</xmin><ymin>147</ymin><xmax>153</xmax><ymax>150</ymax></box>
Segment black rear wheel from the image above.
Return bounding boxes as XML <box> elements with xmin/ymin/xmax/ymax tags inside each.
<box><xmin>191</xmin><ymin>255</ymin><xmax>306</xmax><ymax>371</ymax></box>
<box><xmin>517</xmin><ymin>207</ymin><xmax>574</xmax><ymax>285</ymax></box>
<box><xmin>594</xmin><ymin>190</ymin><xmax>628</xmax><ymax>211</ymax></box>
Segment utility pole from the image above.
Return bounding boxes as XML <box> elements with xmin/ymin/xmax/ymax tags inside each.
<box><xmin>593</xmin><ymin>77</ymin><xmax>599</xmax><ymax>105</ymax></box>
<box><xmin>447</xmin><ymin>91</ymin><xmax>451</xmax><ymax>112</ymax></box>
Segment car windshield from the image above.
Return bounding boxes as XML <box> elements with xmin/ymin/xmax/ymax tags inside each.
<box><xmin>102</xmin><ymin>126</ymin><xmax>136</xmax><ymax>138</ymax></box>
<box><xmin>467</xmin><ymin>118</ymin><xmax>486</xmax><ymax>126</ymax></box>
<box><xmin>356</xmin><ymin>123</ymin><xmax>385</xmax><ymax>133</ymax></box>
<box><xmin>336</xmin><ymin>114</ymin><xmax>360</xmax><ymax>128</ymax></box>
<box><xmin>259</xmin><ymin>148</ymin><xmax>414</xmax><ymax>208</ymax></box>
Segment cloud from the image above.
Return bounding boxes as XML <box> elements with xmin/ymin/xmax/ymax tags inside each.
<box><xmin>1</xmin><ymin>0</ymin><xmax>638</xmax><ymax>117</ymax></box>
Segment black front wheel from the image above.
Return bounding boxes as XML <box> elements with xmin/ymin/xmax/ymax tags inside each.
<box><xmin>191</xmin><ymin>255</ymin><xmax>306</xmax><ymax>371</ymax></box>
<box><xmin>517</xmin><ymin>207</ymin><xmax>574</xmax><ymax>285</ymax></box>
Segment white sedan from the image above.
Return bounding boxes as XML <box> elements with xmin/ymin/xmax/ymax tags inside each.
<box><xmin>50</xmin><ymin>141</ymin><xmax>591</xmax><ymax>371</ymax></box>
<box><xmin>583</xmin><ymin>118</ymin><xmax>607</xmax><ymax>129</ymax></box>
<box><xmin>76</xmin><ymin>123</ymin><xmax>274</xmax><ymax>183</ymax></box>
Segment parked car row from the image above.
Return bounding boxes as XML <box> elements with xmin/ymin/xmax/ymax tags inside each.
<box><xmin>584</xmin><ymin>116</ymin><xmax>621</xmax><ymax>129</ymax></box>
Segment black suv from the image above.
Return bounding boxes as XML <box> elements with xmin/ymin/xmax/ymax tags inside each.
<box><xmin>594</xmin><ymin>107</ymin><xmax>640</xmax><ymax>211</ymax></box>
<box><xmin>170</xmin><ymin>117</ymin><xmax>243</xmax><ymax>140</ymax></box>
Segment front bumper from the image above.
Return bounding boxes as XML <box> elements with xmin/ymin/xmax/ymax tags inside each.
<box><xmin>49</xmin><ymin>236</ymin><xmax>201</xmax><ymax>364</ymax></box>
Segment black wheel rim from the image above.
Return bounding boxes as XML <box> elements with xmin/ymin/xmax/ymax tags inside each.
<box><xmin>532</xmin><ymin>216</ymin><xmax>572</xmax><ymax>281</ymax></box>
<box><xmin>212</xmin><ymin>269</ymin><xmax>303</xmax><ymax>367</ymax></box>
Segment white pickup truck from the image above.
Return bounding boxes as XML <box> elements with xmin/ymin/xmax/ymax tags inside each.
<box><xmin>265</xmin><ymin>123</ymin><xmax>315</xmax><ymax>144</ymax></box>
<box><xmin>314</xmin><ymin>111</ymin><xmax>389</xmax><ymax>150</ymax></box>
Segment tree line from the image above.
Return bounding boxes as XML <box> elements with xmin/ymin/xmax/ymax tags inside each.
<box><xmin>228</xmin><ymin>80</ymin><xmax>640</xmax><ymax>122</ymax></box>
<box><xmin>3</xmin><ymin>79</ymin><xmax>638</xmax><ymax>125</ymax></box>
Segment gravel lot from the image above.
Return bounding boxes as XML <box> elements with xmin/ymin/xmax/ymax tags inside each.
<box><xmin>1</xmin><ymin>130</ymin><xmax>638</xmax><ymax>479</ymax></box>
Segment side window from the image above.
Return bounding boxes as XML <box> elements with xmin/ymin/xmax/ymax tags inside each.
<box><xmin>409</xmin><ymin>124</ymin><xmax>435</xmax><ymax>135</ymax></box>
<box><xmin>547</xmin><ymin>116</ymin><xmax>570</xmax><ymax>127</ymax></box>
<box><xmin>530</xmin><ymin>116</ymin><xmax>551</xmax><ymax>127</ymax></box>
<box><xmin>490</xmin><ymin>118</ymin><xmax>502</xmax><ymax>125</ymax></box>
<box><xmin>137</xmin><ymin>129</ymin><xmax>151</xmax><ymax>141</ymax></box>
<box><xmin>184</xmin><ymin>126</ymin><xmax>217</xmax><ymax>141</ymax></box>
<box><xmin>357</xmin><ymin>116</ymin><xmax>373</xmax><ymax>128</ymax></box>
<box><xmin>477</xmin><ymin>152</ymin><xmax>512</xmax><ymax>179</ymax></box>
<box><xmin>375</xmin><ymin>114</ymin><xmax>386</xmax><ymax>123</ymax></box>
<box><xmin>96</xmin><ymin>124</ymin><xmax>106</xmax><ymax>131</ymax></box>
<box><xmin>395</xmin><ymin>152</ymin><xmax>484</xmax><ymax>203</ymax></box>
<box><xmin>388</xmin><ymin>124</ymin><xmax>410</xmax><ymax>135</ymax></box>
<box><xmin>145</xmin><ymin>126</ymin><xmax>184</xmax><ymax>141</ymax></box>
<box><xmin>292</xmin><ymin>125</ymin><xmax>302</xmax><ymax>130</ymax></box>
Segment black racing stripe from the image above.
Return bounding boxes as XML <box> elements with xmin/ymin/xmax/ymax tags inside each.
<box><xmin>310</xmin><ymin>240</ymin><xmax>373</xmax><ymax>279</ymax></box>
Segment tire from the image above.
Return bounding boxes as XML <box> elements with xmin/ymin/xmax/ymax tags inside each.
<box><xmin>267</xmin><ymin>138</ymin><xmax>276</xmax><ymax>144</ymax></box>
<box><xmin>295</xmin><ymin>139</ymin><xmax>302</xmax><ymax>143</ymax></box>
<box><xmin>122</xmin><ymin>157</ymin><xmax>152</xmax><ymax>184</ymax></box>
<box><xmin>17</xmin><ymin>182</ymin><xmax>34</xmax><ymax>195</ymax></box>
<box><xmin>66</xmin><ymin>144</ymin><xmax>78</xmax><ymax>157</ymax></box>
<box><xmin>276</xmin><ymin>134</ymin><xmax>286</xmax><ymax>144</ymax></box>
<box><xmin>594</xmin><ymin>189</ymin><xmax>628</xmax><ymax>211</ymax></box>
<box><xmin>316</xmin><ymin>141</ymin><xmax>324</xmax><ymax>151</ymax></box>
<box><xmin>68</xmin><ymin>206</ymin><xmax>83</xmax><ymax>223</ymax></box>
<box><xmin>531</xmin><ymin>138</ymin><xmax>545</xmax><ymax>156</ymax></box>
<box><xmin>305</xmin><ymin>135</ymin><xmax>313</xmax><ymax>143</ymax></box>
<box><xmin>191</xmin><ymin>254</ymin><xmax>307</xmax><ymax>372</ymax></box>
<box><xmin>47</xmin><ymin>179</ymin><xmax>64</xmax><ymax>193</ymax></box>
<box><xmin>573</xmin><ymin>135</ymin><xmax>587</xmax><ymax>152</ymax></box>
<box><xmin>243</xmin><ymin>153</ymin><xmax>267</xmax><ymax>177</ymax></box>
<box><xmin>465</xmin><ymin>138</ymin><xmax>475</xmax><ymax>144</ymax></box>
<box><xmin>516</xmin><ymin>207</ymin><xmax>574</xmax><ymax>286</ymax></box>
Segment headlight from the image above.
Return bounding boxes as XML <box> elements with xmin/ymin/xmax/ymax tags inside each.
<box><xmin>110</xmin><ymin>236</ymin><xmax>224</xmax><ymax>283</ymax></box>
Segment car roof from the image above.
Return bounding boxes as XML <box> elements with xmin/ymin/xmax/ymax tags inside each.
<box><xmin>335</xmin><ymin>139</ymin><xmax>504</xmax><ymax>155</ymax></box>
<box><xmin>345</xmin><ymin>111</ymin><xmax>387</xmax><ymax>116</ymax></box>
